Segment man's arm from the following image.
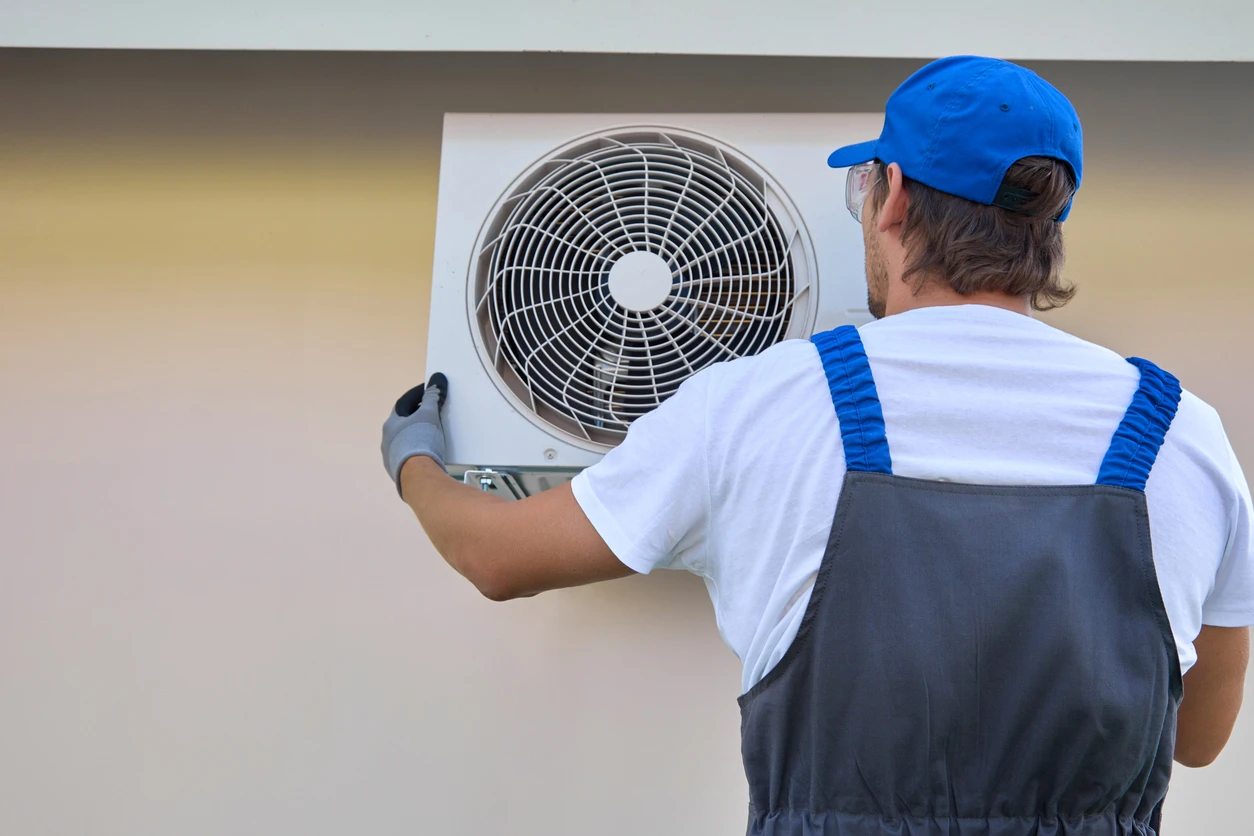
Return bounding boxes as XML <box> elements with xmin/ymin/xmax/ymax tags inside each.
<box><xmin>380</xmin><ymin>373</ymin><xmax>631</xmax><ymax>600</ymax></box>
<box><xmin>399</xmin><ymin>456</ymin><xmax>632</xmax><ymax>601</ymax></box>
<box><xmin>1175</xmin><ymin>624</ymin><xmax>1249</xmax><ymax>768</ymax></box>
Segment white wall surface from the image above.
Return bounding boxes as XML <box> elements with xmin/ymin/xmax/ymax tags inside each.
<box><xmin>0</xmin><ymin>0</ymin><xmax>1252</xmax><ymax>61</ymax></box>
<box><xmin>0</xmin><ymin>50</ymin><xmax>1251</xmax><ymax>836</ymax></box>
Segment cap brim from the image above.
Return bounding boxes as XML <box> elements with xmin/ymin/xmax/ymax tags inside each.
<box><xmin>827</xmin><ymin>140</ymin><xmax>877</xmax><ymax>169</ymax></box>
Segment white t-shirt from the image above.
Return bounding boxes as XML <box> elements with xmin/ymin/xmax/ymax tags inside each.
<box><xmin>572</xmin><ymin>304</ymin><xmax>1254</xmax><ymax>693</ymax></box>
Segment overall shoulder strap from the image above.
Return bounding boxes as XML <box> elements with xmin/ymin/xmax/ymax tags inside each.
<box><xmin>812</xmin><ymin>325</ymin><xmax>892</xmax><ymax>474</ymax></box>
<box><xmin>1096</xmin><ymin>357</ymin><xmax>1183</xmax><ymax>492</ymax></box>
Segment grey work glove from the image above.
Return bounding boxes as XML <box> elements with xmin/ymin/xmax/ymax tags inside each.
<box><xmin>381</xmin><ymin>373</ymin><xmax>448</xmax><ymax>497</ymax></box>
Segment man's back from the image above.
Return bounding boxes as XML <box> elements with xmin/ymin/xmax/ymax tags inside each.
<box><xmin>572</xmin><ymin>304</ymin><xmax>1254</xmax><ymax>692</ymax></box>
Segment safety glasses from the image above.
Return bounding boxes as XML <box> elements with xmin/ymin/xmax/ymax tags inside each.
<box><xmin>845</xmin><ymin>161</ymin><xmax>878</xmax><ymax>223</ymax></box>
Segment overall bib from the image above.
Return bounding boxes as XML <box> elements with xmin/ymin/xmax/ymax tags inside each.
<box><xmin>739</xmin><ymin>325</ymin><xmax>1183</xmax><ymax>836</ymax></box>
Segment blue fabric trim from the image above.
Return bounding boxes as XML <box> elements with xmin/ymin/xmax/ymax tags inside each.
<box><xmin>1096</xmin><ymin>358</ymin><xmax>1182</xmax><ymax>492</ymax></box>
<box><xmin>811</xmin><ymin>326</ymin><xmax>892</xmax><ymax>474</ymax></box>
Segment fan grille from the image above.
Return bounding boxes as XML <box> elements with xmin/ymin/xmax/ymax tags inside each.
<box><xmin>471</xmin><ymin>128</ymin><xmax>814</xmax><ymax>449</ymax></box>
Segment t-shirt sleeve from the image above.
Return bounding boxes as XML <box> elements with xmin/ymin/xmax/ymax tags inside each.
<box><xmin>570</xmin><ymin>370</ymin><xmax>711</xmax><ymax>576</ymax></box>
<box><xmin>1201</xmin><ymin>437</ymin><xmax>1254</xmax><ymax>627</ymax></box>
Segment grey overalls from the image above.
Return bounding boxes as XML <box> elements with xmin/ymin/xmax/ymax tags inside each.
<box><xmin>739</xmin><ymin>325</ymin><xmax>1182</xmax><ymax>836</ymax></box>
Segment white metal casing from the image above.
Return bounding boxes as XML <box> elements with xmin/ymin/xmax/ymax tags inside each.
<box><xmin>428</xmin><ymin>112</ymin><xmax>883</xmax><ymax>478</ymax></box>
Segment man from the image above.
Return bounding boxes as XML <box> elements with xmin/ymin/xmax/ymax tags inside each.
<box><xmin>382</xmin><ymin>57</ymin><xmax>1253</xmax><ymax>834</ymax></box>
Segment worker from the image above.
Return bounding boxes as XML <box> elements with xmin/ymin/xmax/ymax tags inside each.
<box><xmin>381</xmin><ymin>56</ymin><xmax>1253</xmax><ymax>834</ymax></box>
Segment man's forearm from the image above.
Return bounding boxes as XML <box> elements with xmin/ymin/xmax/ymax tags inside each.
<box><xmin>399</xmin><ymin>455</ymin><xmax>510</xmax><ymax>594</ymax></box>
<box><xmin>398</xmin><ymin>455</ymin><xmax>631</xmax><ymax>600</ymax></box>
<box><xmin>383</xmin><ymin>375</ymin><xmax>627</xmax><ymax>600</ymax></box>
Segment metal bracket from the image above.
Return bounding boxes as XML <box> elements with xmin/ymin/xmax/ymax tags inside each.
<box><xmin>461</xmin><ymin>468</ymin><xmax>527</xmax><ymax>500</ymax></box>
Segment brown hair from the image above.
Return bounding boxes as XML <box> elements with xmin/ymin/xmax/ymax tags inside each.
<box><xmin>866</xmin><ymin>157</ymin><xmax>1077</xmax><ymax>310</ymax></box>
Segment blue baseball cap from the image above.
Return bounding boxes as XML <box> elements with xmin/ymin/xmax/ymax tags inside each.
<box><xmin>828</xmin><ymin>56</ymin><xmax>1083</xmax><ymax>221</ymax></box>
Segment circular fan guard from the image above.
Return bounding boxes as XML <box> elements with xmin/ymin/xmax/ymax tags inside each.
<box><xmin>470</xmin><ymin>127</ymin><xmax>816</xmax><ymax>450</ymax></box>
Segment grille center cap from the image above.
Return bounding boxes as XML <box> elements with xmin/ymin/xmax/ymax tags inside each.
<box><xmin>607</xmin><ymin>250</ymin><xmax>673</xmax><ymax>312</ymax></box>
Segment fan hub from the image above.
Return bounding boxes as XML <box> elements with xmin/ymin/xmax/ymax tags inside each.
<box><xmin>607</xmin><ymin>250</ymin><xmax>673</xmax><ymax>312</ymax></box>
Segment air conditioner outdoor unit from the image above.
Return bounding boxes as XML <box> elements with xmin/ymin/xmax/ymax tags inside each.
<box><xmin>428</xmin><ymin>113</ymin><xmax>883</xmax><ymax>499</ymax></box>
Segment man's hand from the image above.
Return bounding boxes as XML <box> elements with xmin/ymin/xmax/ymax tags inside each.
<box><xmin>381</xmin><ymin>373</ymin><xmax>448</xmax><ymax>498</ymax></box>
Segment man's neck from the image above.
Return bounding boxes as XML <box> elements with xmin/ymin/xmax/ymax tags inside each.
<box><xmin>886</xmin><ymin>283</ymin><xmax>1032</xmax><ymax>317</ymax></box>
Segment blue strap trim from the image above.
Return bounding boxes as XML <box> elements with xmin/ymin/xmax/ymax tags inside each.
<box><xmin>1096</xmin><ymin>358</ymin><xmax>1182</xmax><ymax>492</ymax></box>
<box><xmin>812</xmin><ymin>326</ymin><xmax>892</xmax><ymax>474</ymax></box>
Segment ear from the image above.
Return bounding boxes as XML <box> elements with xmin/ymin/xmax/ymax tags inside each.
<box><xmin>876</xmin><ymin>162</ymin><xmax>909</xmax><ymax>233</ymax></box>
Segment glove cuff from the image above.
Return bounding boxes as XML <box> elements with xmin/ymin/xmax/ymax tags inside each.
<box><xmin>387</xmin><ymin>421</ymin><xmax>448</xmax><ymax>494</ymax></box>
<box><xmin>392</xmin><ymin>452</ymin><xmax>447</xmax><ymax>498</ymax></box>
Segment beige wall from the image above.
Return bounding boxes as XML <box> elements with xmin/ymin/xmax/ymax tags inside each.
<box><xmin>0</xmin><ymin>50</ymin><xmax>1251</xmax><ymax>835</ymax></box>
